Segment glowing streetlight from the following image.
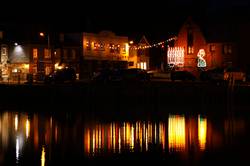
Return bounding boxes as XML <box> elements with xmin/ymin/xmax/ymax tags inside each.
<box><xmin>39</xmin><ymin>32</ymin><xmax>45</xmax><ymax>37</ymax></box>
<box><xmin>39</xmin><ymin>32</ymin><xmax>50</xmax><ymax>55</ymax></box>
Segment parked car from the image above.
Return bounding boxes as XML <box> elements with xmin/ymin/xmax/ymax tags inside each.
<box><xmin>92</xmin><ymin>68</ymin><xmax>150</xmax><ymax>83</ymax></box>
<box><xmin>171</xmin><ymin>71</ymin><xmax>196</xmax><ymax>81</ymax></box>
<box><xmin>44</xmin><ymin>67</ymin><xmax>76</xmax><ymax>84</ymax></box>
<box><xmin>200</xmin><ymin>68</ymin><xmax>224</xmax><ymax>82</ymax></box>
<box><xmin>224</xmin><ymin>67</ymin><xmax>246</xmax><ymax>82</ymax></box>
<box><xmin>120</xmin><ymin>68</ymin><xmax>151</xmax><ymax>82</ymax></box>
<box><xmin>92</xmin><ymin>69</ymin><xmax>121</xmax><ymax>83</ymax></box>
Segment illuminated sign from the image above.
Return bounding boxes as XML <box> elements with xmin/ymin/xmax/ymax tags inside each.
<box><xmin>167</xmin><ymin>47</ymin><xmax>184</xmax><ymax>67</ymax></box>
<box><xmin>197</xmin><ymin>49</ymin><xmax>206</xmax><ymax>67</ymax></box>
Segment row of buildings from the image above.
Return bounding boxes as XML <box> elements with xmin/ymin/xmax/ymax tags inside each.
<box><xmin>0</xmin><ymin>17</ymin><xmax>247</xmax><ymax>82</ymax></box>
<box><xmin>0</xmin><ymin>30</ymin><xmax>150</xmax><ymax>82</ymax></box>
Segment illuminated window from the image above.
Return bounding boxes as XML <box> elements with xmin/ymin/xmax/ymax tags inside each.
<box><xmin>210</xmin><ymin>45</ymin><xmax>215</xmax><ymax>52</ymax></box>
<box><xmin>122</xmin><ymin>45</ymin><xmax>126</xmax><ymax>54</ymax></box>
<box><xmin>33</xmin><ymin>48</ymin><xmax>38</xmax><ymax>59</ymax></box>
<box><xmin>143</xmin><ymin>62</ymin><xmax>147</xmax><ymax>70</ymax></box>
<box><xmin>188</xmin><ymin>46</ymin><xmax>194</xmax><ymax>54</ymax></box>
<box><xmin>223</xmin><ymin>44</ymin><xmax>232</xmax><ymax>54</ymax></box>
<box><xmin>140</xmin><ymin>62</ymin><xmax>144</xmax><ymax>69</ymax></box>
<box><xmin>32</xmin><ymin>66</ymin><xmax>37</xmax><ymax>74</ymax></box>
<box><xmin>86</xmin><ymin>41</ymin><xmax>91</xmax><ymax>50</ymax></box>
<box><xmin>110</xmin><ymin>44</ymin><xmax>115</xmax><ymax>53</ymax></box>
<box><xmin>94</xmin><ymin>43</ymin><xmax>99</xmax><ymax>50</ymax></box>
<box><xmin>100</xmin><ymin>43</ymin><xmax>105</xmax><ymax>51</ymax></box>
<box><xmin>137</xmin><ymin>63</ymin><xmax>140</xmax><ymax>68</ymax></box>
<box><xmin>2</xmin><ymin>47</ymin><xmax>6</xmax><ymax>55</ymax></box>
<box><xmin>45</xmin><ymin>66</ymin><xmax>52</xmax><ymax>75</ymax></box>
<box><xmin>115</xmin><ymin>45</ymin><xmax>120</xmax><ymax>54</ymax></box>
<box><xmin>44</xmin><ymin>48</ymin><xmax>50</xmax><ymax>58</ymax></box>
<box><xmin>187</xmin><ymin>29</ymin><xmax>194</xmax><ymax>55</ymax></box>
<box><xmin>128</xmin><ymin>61</ymin><xmax>134</xmax><ymax>66</ymax></box>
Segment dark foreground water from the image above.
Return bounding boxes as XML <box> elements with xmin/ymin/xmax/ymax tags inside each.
<box><xmin>0</xmin><ymin>108</ymin><xmax>250</xmax><ymax>166</ymax></box>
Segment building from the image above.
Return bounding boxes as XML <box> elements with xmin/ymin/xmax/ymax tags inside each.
<box><xmin>0</xmin><ymin>29</ymin><xmax>150</xmax><ymax>82</ymax></box>
<box><xmin>82</xmin><ymin>31</ymin><xmax>129</xmax><ymax>78</ymax></box>
<box><xmin>170</xmin><ymin>17</ymin><xmax>236</xmax><ymax>76</ymax></box>
<box><xmin>0</xmin><ymin>30</ymin><xmax>55</xmax><ymax>83</ymax></box>
<box><xmin>54</xmin><ymin>33</ymin><xmax>82</xmax><ymax>79</ymax></box>
<box><xmin>128</xmin><ymin>35</ymin><xmax>150</xmax><ymax>70</ymax></box>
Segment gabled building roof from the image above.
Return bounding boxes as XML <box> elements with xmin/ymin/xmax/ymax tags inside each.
<box><xmin>130</xmin><ymin>35</ymin><xmax>150</xmax><ymax>46</ymax></box>
<box><xmin>178</xmin><ymin>16</ymin><xmax>237</xmax><ymax>43</ymax></box>
<box><xmin>139</xmin><ymin>35</ymin><xmax>150</xmax><ymax>46</ymax></box>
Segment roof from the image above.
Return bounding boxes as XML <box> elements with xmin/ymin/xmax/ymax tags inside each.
<box><xmin>130</xmin><ymin>35</ymin><xmax>150</xmax><ymax>45</ymax></box>
<box><xmin>178</xmin><ymin>16</ymin><xmax>238</xmax><ymax>43</ymax></box>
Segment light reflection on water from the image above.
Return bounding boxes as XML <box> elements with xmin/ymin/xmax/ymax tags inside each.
<box><xmin>84</xmin><ymin>115</ymin><xmax>209</xmax><ymax>155</ymax></box>
<box><xmin>0</xmin><ymin>111</ymin><xmax>247</xmax><ymax>165</ymax></box>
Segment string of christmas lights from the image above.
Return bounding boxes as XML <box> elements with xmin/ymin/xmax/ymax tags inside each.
<box><xmin>129</xmin><ymin>36</ymin><xmax>177</xmax><ymax>50</ymax></box>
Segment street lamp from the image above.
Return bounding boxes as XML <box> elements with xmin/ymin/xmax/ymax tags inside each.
<box><xmin>39</xmin><ymin>32</ymin><xmax>51</xmax><ymax>77</ymax></box>
<box><xmin>39</xmin><ymin>32</ymin><xmax>50</xmax><ymax>57</ymax></box>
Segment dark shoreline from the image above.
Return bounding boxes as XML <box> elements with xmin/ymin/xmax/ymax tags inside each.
<box><xmin>0</xmin><ymin>82</ymin><xmax>249</xmax><ymax>116</ymax></box>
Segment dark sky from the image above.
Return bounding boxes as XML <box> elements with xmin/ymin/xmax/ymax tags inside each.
<box><xmin>1</xmin><ymin>0</ymin><xmax>250</xmax><ymax>41</ymax></box>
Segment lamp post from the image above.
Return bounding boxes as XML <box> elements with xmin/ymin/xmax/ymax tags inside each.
<box><xmin>39</xmin><ymin>32</ymin><xmax>50</xmax><ymax>57</ymax></box>
<box><xmin>39</xmin><ymin>32</ymin><xmax>52</xmax><ymax>76</ymax></box>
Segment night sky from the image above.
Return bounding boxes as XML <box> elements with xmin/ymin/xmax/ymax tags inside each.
<box><xmin>0</xmin><ymin>0</ymin><xmax>250</xmax><ymax>42</ymax></box>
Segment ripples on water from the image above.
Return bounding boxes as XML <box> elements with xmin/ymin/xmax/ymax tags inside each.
<box><xmin>0</xmin><ymin>110</ymin><xmax>249</xmax><ymax>165</ymax></box>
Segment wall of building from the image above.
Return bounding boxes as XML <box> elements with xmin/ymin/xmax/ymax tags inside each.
<box><xmin>174</xmin><ymin>19</ymin><xmax>207</xmax><ymax>75</ymax></box>
<box><xmin>83</xmin><ymin>31</ymin><xmax>129</xmax><ymax>61</ymax></box>
<box><xmin>82</xmin><ymin>31</ymin><xmax>129</xmax><ymax>78</ymax></box>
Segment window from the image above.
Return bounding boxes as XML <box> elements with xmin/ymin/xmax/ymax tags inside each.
<box><xmin>109</xmin><ymin>44</ymin><xmax>115</xmax><ymax>53</ymax></box>
<box><xmin>138</xmin><ymin>49</ymin><xmax>145</xmax><ymax>56</ymax></box>
<box><xmin>100</xmin><ymin>43</ymin><xmax>105</xmax><ymax>51</ymax></box>
<box><xmin>128</xmin><ymin>61</ymin><xmax>134</xmax><ymax>66</ymax></box>
<box><xmin>187</xmin><ymin>29</ymin><xmax>194</xmax><ymax>55</ymax></box>
<box><xmin>143</xmin><ymin>62</ymin><xmax>147</xmax><ymax>70</ymax></box>
<box><xmin>44</xmin><ymin>48</ymin><xmax>51</xmax><ymax>58</ymax></box>
<box><xmin>94</xmin><ymin>43</ymin><xmax>99</xmax><ymax>50</ymax></box>
<box><xmin>2</xmin><ymin>47</ymin><xmax>6</xmax><ymax>55</ymax></box>
<box><xmin>188</xmin><ymin>46</ymin><xmax>194</xmax><ymax>54</ymax></box>
<box><xmin>33</xmin><ymin>48</ymin><xmax>38</xmax><ymax>59</ymax></box>
<box><xmin>86</xmin><ymin>41</ymin><xmax>91</xmax><ymax>50</ymax></box>
<box><xmin>115</xmin><ymin>45</ymin><xmax>120</xmax><ymax>54</ymax></box>
<box><xmin>72</xmin><ymin>49</ymin><xmax>76</xmax><ymax>59</ymax></box>
<box><xmin>223</xmin><ymin>44</ymin><xmax>232</xmax><ymax>54</ymax></box>
<box><xmin>32</xmin><ymin>66</ymin><xmax>37</xmax><ymax>74</ymax></box>
<box><xmin>122</xmin><ymin>45</ymin><xmax>126</xmax><ymax>54</ymax></box>
<box><xmin>45</xmin><ymin>66</ymin><xmax>52</xmax><ymax>75</ymax></box>
<box><xmin>228</xmin><ymin>45</ymin><xmax>232</xmax><ymax>54</ymax></box>
<box><xmin>210</xmin><ymin>45</ymin><xmax>215</xmax><ymax>52</ymax></box>
<box><xmin>63</xmin><ymin>49</ymin><xmax>68</xmax><ymax>60</ymax></box>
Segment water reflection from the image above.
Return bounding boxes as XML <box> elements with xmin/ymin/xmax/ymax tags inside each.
<box><xmin>25</xmin><ymin>119</ymin><xmax>30</xmax><ymax>139</ymax></box>
<box><xmin>0</xmin><ymin>111</ymin><xmax>247</xmax><ymax>165</ymax></box>
<box><xmin>15</xmin><ymin>114</ymin><xmax>18</xmax><ymax>131</ymax></box>
<box><xmin>168</xmin><ymin>115</ymin><xmax>185</xmax><ymax>152</ymax></box>
<box><xmin>84</xmin><ymin>115</ymin><xmax>210</xmax><ymax>155</ymax></box>
<box><xmin>41</xmin><ymin>146</ymin><xmax>45</xmax><ymax>166</ymax></box>
<box><xmin>198</xmin><ymin>115</ymin><xmax>207</xmax><ymax>150</ymax></box>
